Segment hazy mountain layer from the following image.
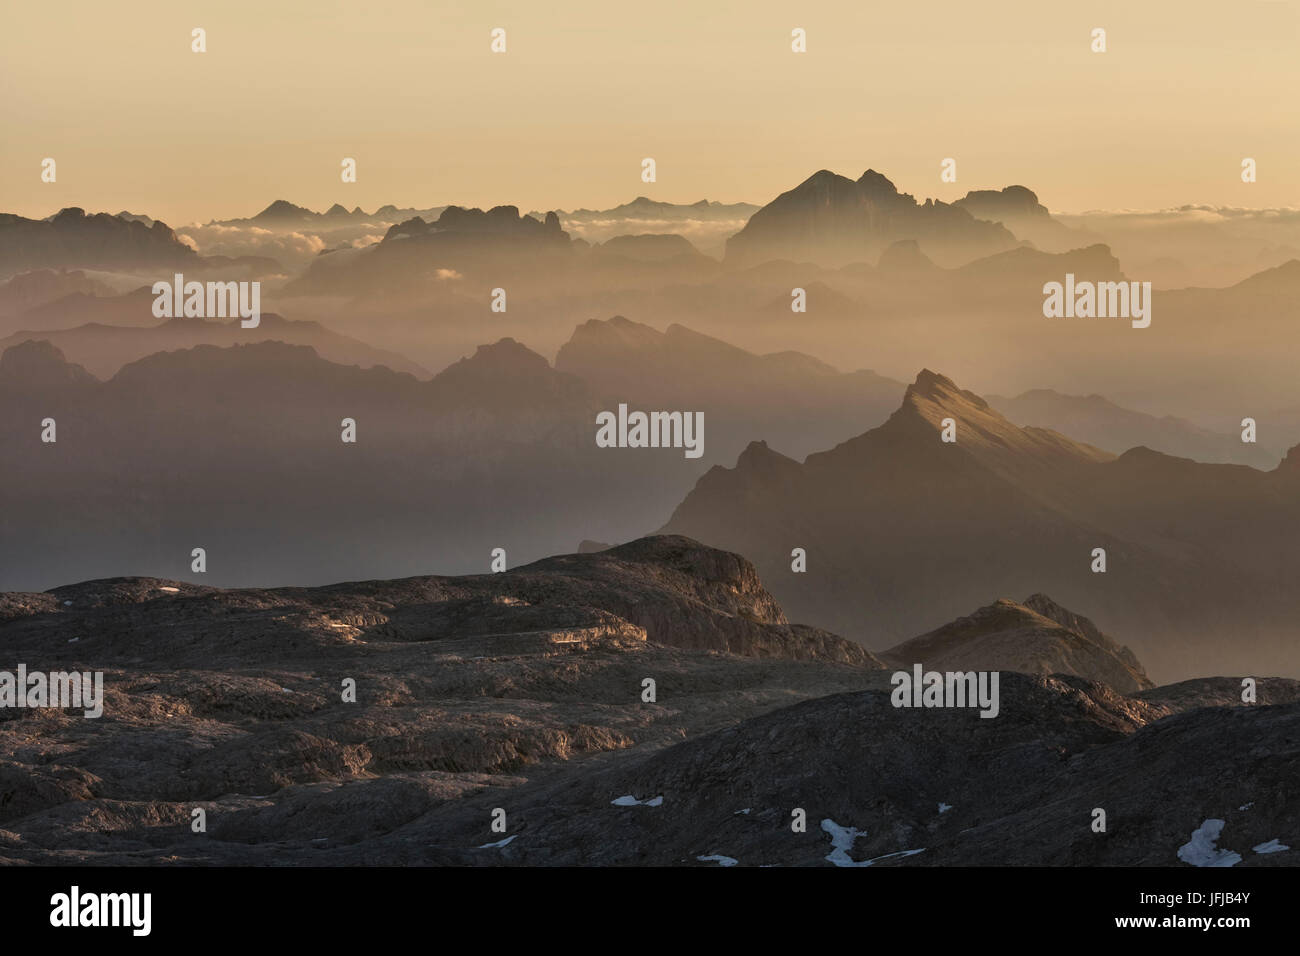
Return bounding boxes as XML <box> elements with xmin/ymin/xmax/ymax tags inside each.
<box><xmin>725</xmin><ymin>169</ymin><xmax>1020</xmax><ymax>268</ymax></box>
<box><xmin>0</xmin><ymin>306</ymin><xmax>428</xmax><ymax>379</ymax></box>
<box><xmin>987</xmin><ymin>388</ymin><xmax>1280</xmax><ymax>467</ymax></box>
<box><xmin>662</xmin><ymin>370</ymin><xmax>1300</xmax><ymax>680</ymax></box>
<box><xmin>555</xmin><ymin>315</ymin><xmax>904</xmax><ymax>460</ymax></box>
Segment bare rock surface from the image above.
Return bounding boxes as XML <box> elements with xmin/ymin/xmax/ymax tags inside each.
<box><xmin>1</xmin><ymin>535</ymin><xmax>1290</xmax><ymax>867</ymax></box>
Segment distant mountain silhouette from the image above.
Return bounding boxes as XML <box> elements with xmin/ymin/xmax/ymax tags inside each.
<box><xmin>0</xmin><ymin>208</ymin><xmax>197</xmax><ymax>276</ymax></box>
<box><xmin>0</xmin><ymin>339</ymin><xmax>97</xmax><ymax>389</ymax></box>
<box><xmin>953</xmin><ymin>185</ymin><xmax>1079</xmax><ymax>251</ymax></box>
<box><xmin>596</xmin><ymin>234</ymin><xmax>704</xmax><ymax>262</ymax></box>
<box><xmin>662</xmin><ymin>369</ymin><xmax>1300</xmax><ymax>680</ymax></box>
<box><xmin>288</xmin><ymin>205</ymin><xmax>571</xmax><ymax>296</ymax></box>
<box><xmin>545</xmin><ymin>196</ymin><xmax>760</xmax><ymax>223</ymax></box>
<box><xmin>0</xmin><ymin>308</ymin><xmax>428</xmax><ymax>379</ymax></box>
<box><xmin>986</xmin><ymin>388</ymin><xmax>1278</xmax><ymax>467</ymax></box>
<box><xmin>556</xmin><ymin>315</ymin><xmax>903</xmax><ymax>460</ymax></box>
<box><xmin>0</xmin><ymin>269</ymin><xmax>117</xmax><ymax>317</ymax></box>
<box><xmin>0</xmin><ymin>337</ymin><xmax>706</xmax><ymax>592</ymax></box>
<box><xmin>253</xmin><ymin>199</ymin><xmax>321</xmax><ymax>224</ymax></box>
<box><xmin>725</xmin><ymin>169</ymin><xmax>1020</xmax><ymax>268</ymax></box>
<box><xmin>218</xmin><ymin>199</ymin><xmax>449</xmax><ymax>226</ymax></box>
<box><xmin>1229</xmin><ymin>258</ymin><xmax>1300</xmax><ymax>295</ymax></box>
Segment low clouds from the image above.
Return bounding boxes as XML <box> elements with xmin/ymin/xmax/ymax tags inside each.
<box><xmin>177</xmin><ymin>224</ymin><xmax>328</xmax><ymax>262</ymax></box>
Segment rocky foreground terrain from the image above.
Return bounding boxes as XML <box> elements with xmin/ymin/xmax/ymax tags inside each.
<box><xmin>0</xmin><ymin>536</ymin><xmax>1295</xmax><ymax>866</ymax></box>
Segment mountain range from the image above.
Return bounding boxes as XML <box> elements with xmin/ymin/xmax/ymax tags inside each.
<box><xmin>661</xmin><ymin>369</ymin><xmax>1300</xmax><ymax>681</ymax></box>
<box><xmin>0</xmin><ymin>317</ymin><xmax>922</xmax><ymax>590</ymax></box>
<box><xmin>725</xmin><ymin>169</ymin><xmax>1023</xmax><ymax>267</ymax></box>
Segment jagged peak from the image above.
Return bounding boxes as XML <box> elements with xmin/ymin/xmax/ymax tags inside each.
<box><xmin>794</xmin><ymin>169</ymin><xmax>858</xmax><ymax>191</ymax></box>
<box><xmin>562</xmin><ymin>315</ymin><xmax>663</xmax><ymax>351</ymax></box>
<box><xmin>857</xmin><ymin>168</ymin><xmax>899</xmax><ymax>196</ymax></box>
<box><xmin>466</xmin><ymin>337</ymin><xmax>549</xmax><ymax>368</ymax></box>
<box><xmin>905</xmin><ymin>369</ymin><xmax>991</xmax><ymax>412</ymax></box>
<box><xmin>254</xmin><ymin>199</ymin><xmax>317</xmax><ymax>220</ymax></box>
<box><xmin>734</xmin><ymin>439</ymin><xmax>800</xmax><ymax>472</ymax></box>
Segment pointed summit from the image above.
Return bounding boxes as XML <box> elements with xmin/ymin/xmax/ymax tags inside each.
<box><xmin>876</xmin><ymin>369</ymin><xmax>1113</xmax><ymax>474</ymax></box>
<box><xmin>458</xmin><ymin>337</ymin><xmax>551</xmax><ymax>373</ymax></box>
<box><xmin>253</xmin><ymin>200</ymin><xmax>318</xmax><ymax>222</ymax></box>
<box><xmin>428</xmin><ymin>338</ymin><xmax>588</xmax><ymax>409</ymax></box>
<box><xmin>734</xmin><ymin>439</ymin><xmax>800</xmax><ymax>474</ymax></box>
<box><xmin>905</xmin><ymin>368</ymin><xmax>990</xmax><ymax>411</ymax></box>
<box><xmin>857</xmin><ymin>168</ymin><xmax>900</xmax><ymax>199</ymax></box>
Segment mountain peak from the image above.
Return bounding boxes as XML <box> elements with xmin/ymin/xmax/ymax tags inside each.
<box><xmin>858</xmin><ymin>369</ymin><xmax>1114</xmax><ymax>474</ymax></box>
<box><xmin>0</xmin><ymin>339</ymin><xmax>98</xmax><ymax>388</ymax></box>
<box><xmin>799</xmin><ymin>168</ymin><xmax>856</xmax><ymax>189</ymax></box>
<box><xmin>254</xmin><ymin>200</ymin><xmax>317</xmax><ymax>221</ymax></box>
<box><xmin>559</xmin><ymin>315</ymin><xmax>664</xmax><ymax>358</ymax></box>
<box><xmin>732</xmin><ymin>439</ymin><xmax>802</xmax><ymax>476</ymax></box>
<box><xmin>857</xmin><ymin>168</ymin><xmax>899</xmax><ymax>197</ymax></box>
<box><xmin>906</xmin><ymin>368</ymin><xmax>989</xmax><ymax>411</ymax></box>
<box><xmin>465</xmin><ymin>337</ymin><xmax>550</xmax><ymax>372</ymax></box>
<box><xmin>727</xmin><ymin>166</ymin><xmax>1017</xmax><ymax>267</ymax></box>
<box><xmin>883</xmin><ymin>594</ymin><xmax>1153</xmax><ymax>693</ymax></box>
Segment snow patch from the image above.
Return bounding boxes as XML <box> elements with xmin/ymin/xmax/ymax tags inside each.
<box><xmin>820</xmin><ymin>818</ymin><xmax>925</xmax><ymax>867</ymax></box>
<box><xmin>479</xmin><ymin>835</ymin><xmax>516</xmax><ymax>849</ymax></box>
<box><xmin>158</xmin><ymin>586</ymin><xmax>179</xmax><ymax>593</ymax></box>
<box><xmin>821</xmin><ymin>819</ymin><xmax>868</xmax><ymax>867</ymax></box>
<box><xmin>938</xmin><ymin>803</ymin><xmax>953</xmax><ymax>814</ymax></box>
<box><xmin>612</xmin><ymin>794</ymin><xmax>663</xmax><ymax>807</ymax></box>
<box><xmin>1177</xmin><ymin>819</ymin><xmax>1241</xmax><ymax>868</ymax></box>
<box><xmin>1253</xmin><ymin>839</ymin><xmax>1289</xmax><ymax>854</ymax></box>
<box><xmin>697</xmin><ymin>854</ymin><xmax>738</xmax><ymax>867</ymax></box>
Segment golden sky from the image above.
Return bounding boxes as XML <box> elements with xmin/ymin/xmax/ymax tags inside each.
<box><xmin>3</xmin><ymin>0</ymin><xmax>1296</xmax><ymax>226</ymax></box>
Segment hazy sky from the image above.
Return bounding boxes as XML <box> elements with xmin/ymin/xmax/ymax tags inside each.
<box><xmin>3</xmin><ymin>0</ymin><xmax>1297</xmax><ymax>226</ymax></box>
